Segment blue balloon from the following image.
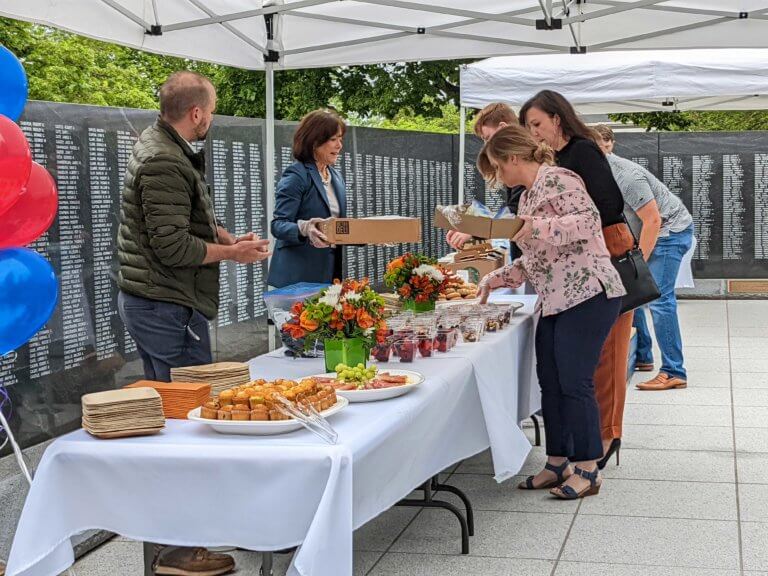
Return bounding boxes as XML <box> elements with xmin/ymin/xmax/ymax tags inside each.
<box><xmin>0</xmin><ymin>248</ymin><xmax>58</xmax><ymax>356</ymax></box>
<box><xmin>0</xmin><ymin>45</ymin><xmax>28</xmax><ymax>121</ymax></box>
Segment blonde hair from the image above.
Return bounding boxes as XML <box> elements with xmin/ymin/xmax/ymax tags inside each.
<box><xmin>477</xmin><ymin>125</ymin><xmax>555</xmax><ymax>186</ymax></box>
<box><xmin>473</xmin><ymin>102</ymin><xmax>518</xmax><ymax>138</ymax></box>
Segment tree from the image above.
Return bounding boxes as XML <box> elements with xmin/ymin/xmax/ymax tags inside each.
<box><xmin>611</xmin><ymin>110</ymin><xmax>768</xmax><ymax>132</ymax></box>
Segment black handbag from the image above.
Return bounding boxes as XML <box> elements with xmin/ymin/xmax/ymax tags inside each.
<box><xmin>611</xmin><ymin>213</ymin><xmax>660</xmax><ymax>314</ymax></box>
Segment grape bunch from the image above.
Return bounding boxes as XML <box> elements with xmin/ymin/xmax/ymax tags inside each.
<box><xmin>334</xmin><ymin>363</ymin><xmax>378</xmax><ymax>388</ymax></box>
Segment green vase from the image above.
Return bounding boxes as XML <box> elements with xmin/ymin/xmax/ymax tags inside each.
<box><xmin>324</xmin><ymin>337</ymin><xmax>368</xmax><ymax>372</ymax></box>
<box><xmin>402</xmin><ymin>299</ymin><xmax>436</xmax><ymax>313</ymax></box>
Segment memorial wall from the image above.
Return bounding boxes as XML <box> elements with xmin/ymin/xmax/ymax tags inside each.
<box><xmin>462</xmin><ymin>130</ymin><xmax>768</xmax><ymax>280</ymax></box>
<box><xmin>1</xmin><ymin>102</ymin><xmax>458</xmax><ymax>453</ymax></box>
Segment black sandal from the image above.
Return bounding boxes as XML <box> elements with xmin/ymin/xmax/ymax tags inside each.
<box><xmin>550</xmin><ymin>466</ymin><xmax>601</xmax><ymax>499</ymax></box>
<box><xmin>517</xmin><ymin>459</ymin><xmax>570</xmax><ymax>490</ymax></box>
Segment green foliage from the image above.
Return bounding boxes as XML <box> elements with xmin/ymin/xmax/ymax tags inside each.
<box><xmin>0</xmin><ymin>17</ymin><xmax>466</xmax><ymax>125</ymax></box>
<box><xmin>0</xmin><ymin>17</ymin><xmax>189</xmax><ymax>109</ymax></box>
<box><xmin>611</xmin><ymin>110</ymin><xmax>768</xmax><ymax>132</ymax></box>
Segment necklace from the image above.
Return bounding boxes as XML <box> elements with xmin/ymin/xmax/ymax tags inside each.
<box><xmin>320</xmin><ymin>168</ymin><xmax>331</xmax><ymax>185</ymax></box>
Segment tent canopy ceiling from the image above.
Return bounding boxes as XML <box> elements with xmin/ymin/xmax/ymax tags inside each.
<box><xmin>460</xmin><ymin>48</ymin><xmax>768</xmax><ymax>113</ymax></box>
<box><xmin>3</xmin><ymin>1</ymin><xmax>768</xmax><ymax>70</ymax></box>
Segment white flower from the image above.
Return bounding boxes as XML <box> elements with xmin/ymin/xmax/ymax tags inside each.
<box><xmin>363</xmin><ymin>327</ymin><xmax>375</xmax><ymax>336</ymax></box>
<box><xmin>319</xmin><ymin>284</ymin><xmax>343</xmax><ymax>307</ymax></box>
<box><xmin>344</xmin><ymin>291</ymin><xmax>362</xmax><ymax>302</ymax></box>
<box><xmin>412</xmin><ymin>264</ymin><xmax>445</xmax><ymax>283</ymax></box>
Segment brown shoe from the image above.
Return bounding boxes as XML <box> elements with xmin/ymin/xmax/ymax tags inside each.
<box><xmin>154</xmin><ymin>547</ymin><xmax>235</xmax><ymax>576</ymax></box>
<box><xmin>635</xmin><ymin>362</ymin><xmax>654</xmax><ymax>372</ymax></box>
<box><xmin>636</xmin><ymin>372</ymin><xmax>687</xmax><ymax>391</ymax></box>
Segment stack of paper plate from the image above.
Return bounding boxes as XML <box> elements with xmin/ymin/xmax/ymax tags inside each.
<box><xmin>170</xmin><ymin>362</ymin><xmax>251</xmax><ymax>396</ymax></box>
<box><xmin>81</xmin><ymin>388</ymin><xmax>165</xmax><ymax>439</ymax></box>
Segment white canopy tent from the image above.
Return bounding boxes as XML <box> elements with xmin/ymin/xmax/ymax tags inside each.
<box><xmin>4</xmin><ymin>0</ymin><xmax>768</xmax><ymax>224</ymax></box>
<box><xmin>461</xmin><ymin>49</ymin><xmax>768</xmax><ymax>114</ymax></box>
<box><xmin>458</xmin><ymin>48</ymin><xmax>768</xmax><ymax>200</ymax></box>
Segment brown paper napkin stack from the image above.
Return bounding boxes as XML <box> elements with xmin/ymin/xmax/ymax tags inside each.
<box><xmin>81</xmin><ymin>388</ymin><xmax>165</xmax><ymax>439</ymax></box>
<box><xmin>170</xmin><ymin>362</ymin><xmax>250</xmax><ymax>396</ymax></box>
<box><xmin>124</xmin><ymin>380</ymin><xmax>211</xmax><ymax>419</ymax></box>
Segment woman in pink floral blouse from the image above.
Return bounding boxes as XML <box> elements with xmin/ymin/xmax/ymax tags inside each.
<box><xmin>477</xmin><ymin>125</ymin><xmax>626</xmax><ymax>499</ymax></box>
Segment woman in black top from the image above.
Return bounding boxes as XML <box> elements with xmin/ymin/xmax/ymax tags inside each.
<box><xmin>519</xmin><ymin>90</ymin><xmax>633</xmax><ymax>476</ymax></box>
<box><xmin>519</xmin><ymin>91</ymin><xmax>624</xmax><ymax>227</ymax></box>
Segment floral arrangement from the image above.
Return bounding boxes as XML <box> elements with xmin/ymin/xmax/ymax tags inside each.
<box><xmin>384</xmin><ymin>253</ymin><xmax>448</xmax><ymax>303</ymax></box>
<box><xmin>281</xmin><ymin>278</ymin><xmax>388</xmax><ymax>351</ymax></box>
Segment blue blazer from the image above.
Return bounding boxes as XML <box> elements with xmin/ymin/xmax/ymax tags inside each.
<box><xmin>268</xmin><ymin>161</ymin><xmax>347</xmax><ymax>288</ymax></box>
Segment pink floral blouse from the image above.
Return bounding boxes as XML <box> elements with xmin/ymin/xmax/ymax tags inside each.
<box><xmin>482</xmin><ymin>165</ymin><xmax>625</xmax><ymax>316</ymax></box>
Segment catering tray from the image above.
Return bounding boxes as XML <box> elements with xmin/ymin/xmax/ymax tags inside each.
<box><xmin>187</xmin><ymin>397</ymin><xmax>348</xmax><ymax>436</ymax></box>
<box><xmin>310</xmin><ymin>369</ymin><xmax>425</xmax><ymax>403</ymax></box>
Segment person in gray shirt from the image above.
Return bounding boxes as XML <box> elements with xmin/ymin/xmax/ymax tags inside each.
<box><xmin>596</xmin><ymin>125</ymin><xmax>695</xmax><ymax>392</ymax></box>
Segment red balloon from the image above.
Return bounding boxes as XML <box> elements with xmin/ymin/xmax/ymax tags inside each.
<box><xmin>0</xmin><ymin>114</ymin><xmax>32</xmax><ymax>216</ymax></box>
<box><xmin>0</xmin><ymin>162</ymin><xmax>57</xmax><ymax>248</ymax></box>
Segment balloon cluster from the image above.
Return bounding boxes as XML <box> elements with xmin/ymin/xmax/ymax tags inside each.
<box><xmin>0</xmin><ymin>46</ymin><xmax>59</xmax><ymax>357</ymax></box>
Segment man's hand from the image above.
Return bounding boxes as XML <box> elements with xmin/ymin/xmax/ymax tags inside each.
<box><xmin>446</xmin><ymin>230</ymin><xmax>472</xmax><ymax>250</ymax></box>
<box><xmin>230</xmin><ymin>238</ymin><xmax>271</xmax><ymax>264</ymax></box>
<box><xmin>217</xmin><ymin>226</ymin><xmax>236</xmax><ymax>246</ymax></box>
<box><xmin>235</xmin><ymin>231</ymin><xmax>257</xmax><ymax>243</ymax></box>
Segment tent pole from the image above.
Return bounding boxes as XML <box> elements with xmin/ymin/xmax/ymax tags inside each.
<box><xmin>265</xmin><ymin>61</ymin><xmax>276</xmax><ymax>245</ymax></box>
<box><xmin>458</xmin><ymin>105</ymin><xmax>466</xmax><ymax>205</ymax></box>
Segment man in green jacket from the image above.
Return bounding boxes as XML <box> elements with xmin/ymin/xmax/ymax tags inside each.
<box><xmin>117</xmin><ymin>71</ymin><xmax>269</xmax><ymax>576</ymax></box>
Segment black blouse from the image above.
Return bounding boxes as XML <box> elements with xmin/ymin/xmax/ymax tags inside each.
<box><xmin>555</xmin><ymin>136</ymin><xmax>624</xmax><ymax>227</ymax></box>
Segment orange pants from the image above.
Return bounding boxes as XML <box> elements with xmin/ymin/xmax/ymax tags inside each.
<box><xmin>594</xmin><ymin>311</ymin><xmax>633</xmax><ymax>441</ymax></box>
<box><xmin>595</xmin><ymin>221</ymin><xmax>636</xmax><ymax>441</ymax></box>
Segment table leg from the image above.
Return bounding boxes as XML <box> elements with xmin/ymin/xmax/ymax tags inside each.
<box><xmin>430</xmin><ymin>475</ymin><xmax>474</xmax><ymax>536</ymax></box>
<box><xmin>142</xmin><ymin>542</ymin><xmax>155</xmax><ymax>576</ymax></box>
<box><xmin>530</xmin><ymin>414</ymin><xmax>541</xmax><ymax>446</ymax></box>
<box><xmin>260</xmin><ymin>552</ymin><xmax>274</xmax><ymax>576</ymax></box>
<box><xmin>396</xmin><ymin>481</ymin><xmax>470</xmax><ymax>555</ymax></box>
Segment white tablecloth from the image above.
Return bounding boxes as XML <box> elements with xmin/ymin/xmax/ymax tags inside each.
<box><xmin>7</xmin><ymin>296</ymin><xmax>539</xmax><ymax>576</ymax></box>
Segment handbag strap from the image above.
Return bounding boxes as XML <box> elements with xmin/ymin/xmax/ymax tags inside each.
<box><xmin>620</xmin><ymin>206</ymin><xmax>640</xmax><ymax>250</ymax></box>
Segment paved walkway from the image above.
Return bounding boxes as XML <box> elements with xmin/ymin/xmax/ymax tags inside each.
<box><xmin>66</xmin><ymin>299</ymin><xmax>768</xmax><ymax>575</ymax></box>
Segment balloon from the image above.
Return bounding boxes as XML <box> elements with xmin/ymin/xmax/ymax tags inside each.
<box><xmin>0</xmin><ymin>162</ymin><xmax>57</xmax><ymax>248</ymax></box>
<box><xmin>0</xmin><ymin>46</ymin><xmax>28</xmax><ymax>121</ymax></box>
<box><xmin>0</xmin><ymin>248</ymin><xmax>58</xmax><ymax>356</ymax></box>
<box><xmin>0</xmin><ymin>115</ymin><xmax>32</xmax><ymax>216</ymax></box>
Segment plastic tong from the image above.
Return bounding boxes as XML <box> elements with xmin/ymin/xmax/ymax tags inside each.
<box><xmin>272</xmin><ymin>394</ymin><xmax>339</xmax><ymax>444</ymax></box>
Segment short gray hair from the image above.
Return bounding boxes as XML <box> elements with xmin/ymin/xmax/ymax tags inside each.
<box><xmin>159</xmin><ymin>71</ymin><xmax>214</xmax><ymax>122</ymax></box>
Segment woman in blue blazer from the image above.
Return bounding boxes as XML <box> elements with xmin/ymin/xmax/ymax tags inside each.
<box><xmin>268</xmin><ymin>109</ymin><xmax>347</xmax><ymax>288</ymax></box>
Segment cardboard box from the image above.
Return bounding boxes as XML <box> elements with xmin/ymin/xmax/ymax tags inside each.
<box><xmin>434</xmin><ymin>207</ymin><xmax>523</xmax><ymax>239</ymax></box>
<box><xmin>439</xmin><ymin>243</ymin><xmax>506</xmax><ymax>284</ymax></box>
<box><xmin>320</xmin><ymin>216</ymin><xmax>421</xmax><ymax>245</ymax></box>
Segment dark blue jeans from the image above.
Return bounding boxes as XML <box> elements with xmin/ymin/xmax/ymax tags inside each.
<box><xmin>118</xmin><ymin>291</ymin><xmax>212</xmax><ymax>382</ymax></box>
<box><xmin>536</xmin><ymin>292</ymin><xmax>621</xmax><ymax>462</ymax></box>
<box><xmin>633</xmin><ymin>224</ymin><xmax>694</xmax><ymax>380</ymax></box>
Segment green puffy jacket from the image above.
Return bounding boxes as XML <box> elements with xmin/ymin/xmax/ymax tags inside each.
<box><xmin>117</xmin><ymin>118</ymin><xmax>220</xmax><ymax>319</ymax></box>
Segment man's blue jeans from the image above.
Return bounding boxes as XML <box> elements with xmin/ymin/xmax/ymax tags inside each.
<box><xmin>633</xmin><ymin>224</ymin><xmax>694</xmax><ymax>380</ymax></box>
<box><xmin>118</xmin><ymin>291</ymin><xmax>212</xmax><ymax>382</ymax></box>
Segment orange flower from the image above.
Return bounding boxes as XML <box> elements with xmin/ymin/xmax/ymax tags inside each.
<box><xmin>398</xmin><ymin>285</ymin><xmax>411</xmax><ymax>298</ymax></box>
<box><xmin>299</xmin><ymin>310</ymin><xmax>319</xmax><ymax>332</ymax></box>
<box><xmin>341</xmin><ymin>302</ymin><xmax>357</xmax><ymax>320</ymax></box>
<box><xmin>330</xmin><ymin>310</ymin><xmax>345</xmax><ymax>331</ymax></box>
<box><xmin>291</xmin><ymin>301</ymin><xmax>304</xmax><ymax>315</ymax></box>
<box><xmin>387</xmin><ymin>257</ymin><xmax>405</xmax><ymax>272</ymax></box>
<box><xmin>283</xmin><ymin>322</ymin><xmax>306</xmax><ymax>339</ymax></box>
<box><xmin>356</xmin><ymin>308</ymin><xmax>375</xmax><ymax>329</ymax></box>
